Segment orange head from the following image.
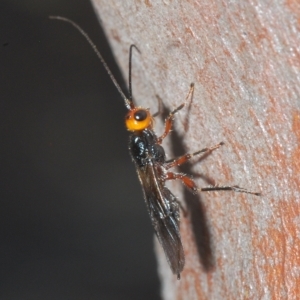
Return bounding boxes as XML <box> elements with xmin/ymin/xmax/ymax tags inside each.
<box><xmin>125</xmin><ymin>107</ymin><xmax>152</xmax><ymax>131</ymax></box>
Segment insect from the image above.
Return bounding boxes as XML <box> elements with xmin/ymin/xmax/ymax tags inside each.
<box><xmin>50</xmin><ymin>16</ymin><xmax>261</xmax><ymax>279</ymax></box>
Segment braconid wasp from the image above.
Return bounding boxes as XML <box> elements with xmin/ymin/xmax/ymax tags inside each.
<box><xmin>49</xmin><ymin>16</ymin><xmax>261</xmax><ymax>279</ymax></box>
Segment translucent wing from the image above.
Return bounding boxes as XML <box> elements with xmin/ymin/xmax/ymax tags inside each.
<box><xmin>136</xmin><ymin>162</ymin><xmax>185</xmax><ymax>278</ymax></box>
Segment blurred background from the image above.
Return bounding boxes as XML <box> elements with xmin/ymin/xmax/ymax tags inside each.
<box><xmin>0</xmin><ymin>1</ymin><xmax>160</xmax><ymax>299</ymax></box>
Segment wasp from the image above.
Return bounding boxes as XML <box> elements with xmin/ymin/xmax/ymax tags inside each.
<box><xmin>50</xmin><ymin>16</ymin><xmax>261</xmax><ymax>280</ymax></box>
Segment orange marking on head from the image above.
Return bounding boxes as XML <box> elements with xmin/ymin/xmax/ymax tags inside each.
<box><xmin>125</xmin><ymin>107</ymin><xmax>152</xmax><ymax>131</ymax></box>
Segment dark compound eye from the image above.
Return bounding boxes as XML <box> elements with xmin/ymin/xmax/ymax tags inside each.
<box><xmin>134</xmin><ymin>110</ymin><xmax>148</xmax><ymax>121</ymax></box>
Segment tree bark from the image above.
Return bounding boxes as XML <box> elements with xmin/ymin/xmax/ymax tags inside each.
<box><xmin>91</xmin><ymin>0</ymin><xmax>300</xmax><ymax>299</ymax></box>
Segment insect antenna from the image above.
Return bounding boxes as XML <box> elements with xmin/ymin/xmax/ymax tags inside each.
<box><xmin>49</xmin><ymin>16</ymin><xmax>132</xmax><ymax>110</ymax></box>
<box><xmin>128</xmin><ymin>44</ymin><xmax>140</xmax><ymax>106</ymax></box>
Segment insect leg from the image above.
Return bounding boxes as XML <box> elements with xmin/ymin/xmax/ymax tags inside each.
<box><xmin>165</xmin><ymin>172</ymin><xmax>261</xmax><ymax>196</ymax></box>
<box><xmin>157</xmin><ymin>104</ymin><xmax>185</xmax><ymax>144</ymax></box>
<box><xmin>157</xmin><ymin>83</ymin><xmax>194</xmax><ymax>144</ymax></box>
<box><xmin>165</xmin><ymin>172</ymin><xmax>198</xmax><ymax>194</ymax></box>
<box><xmin>165</xmin><ymin>142</ymin><xmax>224</xmax><ymax>169</ymax></box>
<box><xmin>200</xmin><ymin>186</ymin><xmax>261</xmax><ymax>196</ymax></box>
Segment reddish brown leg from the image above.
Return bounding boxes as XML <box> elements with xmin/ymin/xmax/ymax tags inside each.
<box><xmin>165</xmin><ymin>142</ymin><xmax>224</xmax><ymax>170</ymax></box>
<box><xmin>157</xmin><ymin>83</ymin><xmax>194</xmax><ymax>144</ymax></box>
<box><xmin>165</xmin><ymin>172</ymin><xmax>198</xmax><ymax>193</ymax></box>
<box><xmin>157</xmin><ymin>103</ymin><xmax>184</xmax><ymax>144</ymax></box>
<box><xmin>165</xmin><ymin>172</ymin><xmax>261</xmax><ymax>196</ymax></box>
<box><xmin>200</xmin><ymin>186</ymin><xmax>261</xmax><ymax>196</ymax></box>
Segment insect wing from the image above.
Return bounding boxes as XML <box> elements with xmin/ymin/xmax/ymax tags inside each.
<box><xmin>136</xmin><ymin>163</ymin><xmax>185</xmax><ymax>277</ymax></box>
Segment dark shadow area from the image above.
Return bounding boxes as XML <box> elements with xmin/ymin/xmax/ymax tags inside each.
<box><xmin>157</xmin><ymin>98</ymin><xmax>215</xmax><ymax>272</ymax></box>
<box><xmin>0</xmin><ymin>1</ymin><xmax>160</xmax><ymax>299</ymax></box>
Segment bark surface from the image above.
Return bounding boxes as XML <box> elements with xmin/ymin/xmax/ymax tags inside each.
<box><xmin>91</xmin><ymin>1</ymin><xmax>300</xmax><ymax>299</ymax></box>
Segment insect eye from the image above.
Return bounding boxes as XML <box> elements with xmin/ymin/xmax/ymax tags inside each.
<box><xmin>125</xmin><ymin>108</ymin><xmax>152</xmax><ymax>131</ymax></box>
<box><xmin>134</xmin><ymin>110</ymin><xmax>148</xmax><ymax>121</ymax></box>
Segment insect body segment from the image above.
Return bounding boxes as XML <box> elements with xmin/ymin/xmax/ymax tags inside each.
<box><xmin>127</xmin><ymin>84</ymin><xmax>196</xmax><ymax>279</ymax></box>
<box><xmin>129</xmin><ymin>129</ymin><xmax>184</xmax><ymax>278</ymax></box>
<box><xmin>50</xmin><ymin>16</ymin><xmax>261</xmax><ymax>280</ymax></box>
<box><xmin>125</xmin><ymin>108</ymin><xmax>152</xmax><ymax>131</ymax></box>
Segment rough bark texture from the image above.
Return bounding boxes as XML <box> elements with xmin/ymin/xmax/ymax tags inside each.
<box><xmin>91</xmin><ymin>0</ymin><xmax>300</xmax><ymax>299</ymax></box>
